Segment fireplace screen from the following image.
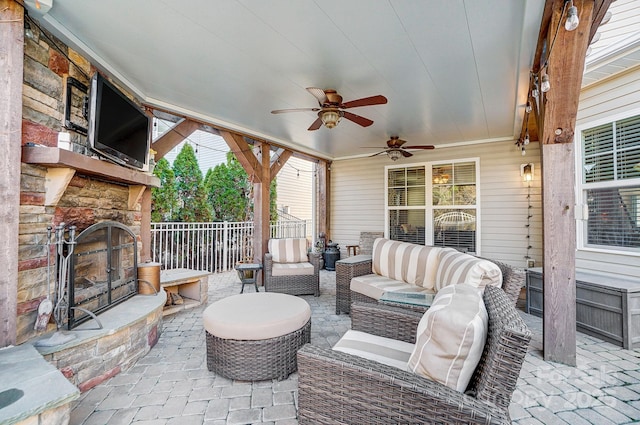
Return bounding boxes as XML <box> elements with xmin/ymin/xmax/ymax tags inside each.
<box><xmin>68</xmin><ymin>221</ymin><xmax>138</xmax><ymax>328</ymax></box>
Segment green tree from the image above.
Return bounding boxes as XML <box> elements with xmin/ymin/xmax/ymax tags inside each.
<box><xmin>173</xmin><ymin>144</ymin><xmax>212</xmax><ymax>222</ymax></box>
<box><xmin>151</xmin><ymin>157</ymin><xmax>178</xmax><ymax>221</ymax></box>
<box><xmin>205</xmin><ymin>152</ymin><xmax>278</xmax><ymax>222</ymax></box>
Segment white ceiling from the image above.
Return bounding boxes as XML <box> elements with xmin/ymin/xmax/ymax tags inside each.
<box><xmin>33</xmin><ymin>0</ymin><xmax>544</xmax><ymax>160</ymax></box>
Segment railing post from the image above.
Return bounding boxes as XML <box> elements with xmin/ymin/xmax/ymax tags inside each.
<box><xmin>223</xmin><ymin>221</ymin><xmax>229</xmax><ymax>272</ymax></box>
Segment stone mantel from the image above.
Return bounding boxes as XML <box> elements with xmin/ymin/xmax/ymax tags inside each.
<box><xmin>22</xmin><ymin>146</ymin><xmax>160</xmax><ymax>207</ymax></box>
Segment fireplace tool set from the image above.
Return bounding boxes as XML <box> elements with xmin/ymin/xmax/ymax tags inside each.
<box><xmin>35</xmin><ymin>222</ymin><xmax>102</xmax><ymax>347</ymax></box>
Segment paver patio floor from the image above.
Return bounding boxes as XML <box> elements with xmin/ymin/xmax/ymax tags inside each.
<box><xmin>70</xmin><ymin>270</ymin><xmax>640</xmax><ymax>424</ymax></box>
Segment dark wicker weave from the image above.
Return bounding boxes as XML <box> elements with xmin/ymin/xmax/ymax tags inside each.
<box><xmin>338</xmin><ymin>254</ymin><xmax>526</xmax><ymax>314</ymax></box>
<box><xmin>335</xmin><ymin>255</ymin><xmax>372</xmax><ymax>314</ymax></box>
<box><xmin>206</xmin><ymin>319</ymin><xmax>310</xmax><ymax>381</ymax></box>
<box><xmin>297</xmin><ymin>286</ymin><xmax>531</xmax><ymax>424</ymax></box>
<box><xmin>351</xmin><ymin>301</ymin><xmax>422</xmax><ymax>343</ymax></box>
<box><xmin>263</xmin><ymin>252</ymin><xmax>321</xmax><ymax>297</ymax></box>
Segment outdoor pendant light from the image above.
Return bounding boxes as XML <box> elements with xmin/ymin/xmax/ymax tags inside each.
<box><xmin>565</xmin><ymin>1</ymin><xmax>579</xmax><ymax>31</ymax></box>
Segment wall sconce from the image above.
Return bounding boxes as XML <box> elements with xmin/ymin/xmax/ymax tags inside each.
<box><xmin>521</xmin><ymin>163</ymin><xmax>534</xmax><ymax>182</ymax></box>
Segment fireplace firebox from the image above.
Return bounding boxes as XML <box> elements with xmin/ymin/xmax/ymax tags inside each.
<box><xmin>67</xmin><ymin>221</ymin><xmax>138</xmax><ymax>329</ymax></box>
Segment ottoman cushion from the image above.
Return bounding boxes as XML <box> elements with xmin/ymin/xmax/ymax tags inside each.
<box><xmin>203</xmin><ymin>292</ymin><xmax>311</xmax><ymax>340</ymax></box>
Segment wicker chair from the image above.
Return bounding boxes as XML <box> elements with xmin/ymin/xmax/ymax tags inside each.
<box><xmin>263</xmin><ymin>238</ymin><xmax>321</xmax><ymax>297</ymax></box>
<box><xmin>297</xmin><ymin>285</ymin><xmax>532</xmax><ymax>424</ymax></box>
<box><xmin>345</xmin><ymin>255</ymin><xmax>525</xmax><ymax>313</ymax></box>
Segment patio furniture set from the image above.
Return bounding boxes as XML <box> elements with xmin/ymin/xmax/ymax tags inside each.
<box><xmin>203</xmin><ymin>237</ymin><xmax>531</xmax><ymax>424</ymax></box>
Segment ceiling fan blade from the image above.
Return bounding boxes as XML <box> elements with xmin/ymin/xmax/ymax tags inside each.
<box><xmin>369</xmin><ymin>151</ymin><xmax>387</xmax><ymax>157</ymax></box>
<box><xmin>401</xmin><ymin>150</ymin><xmax>413</xmax><ymax>157</ymax></box>
<box><xmin>308</xmin><ymin>117</ymin><xmax>323</xmax><ymax>131</ymax></box>
<box><xmin>343</xmin><ymin>111</ymin><xmax>374</xmax><ymax>127</ymax></box>
<box><xmin>271</xmin><ymin>107</ymin><xmax>320</xmax><ymax>114</ymax></box>
<box><xmin>306</xmin><ymin>87</ymin><xmax>328</xmax><ymax>105</ymax></box>
<box><xmin>341</xmin><ymin>95</ymin><xmax>388</xmax><ymax>109</ymax></box>
<box><xmin>403</xmin><ymin>145</ymin><xmax>435</xmax><ymax>150</ymax></box>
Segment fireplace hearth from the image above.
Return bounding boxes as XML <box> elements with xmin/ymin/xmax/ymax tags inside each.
<box><xmin>67</xmin><ymin>221</ymin><xmax>138</xmax><ymax>329</ymax></box>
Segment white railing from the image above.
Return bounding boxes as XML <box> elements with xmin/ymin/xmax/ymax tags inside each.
<box><xmin>150</xmin><ymin>220</ymin><xmax>308</xmax><ymax>272</ymax></box>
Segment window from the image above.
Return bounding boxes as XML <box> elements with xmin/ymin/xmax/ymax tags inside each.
<box><xmin>387</xmin><ymin>166</ymin><xmax>426</xmax><ymax>245</ymax></box>
<box><xmin>579</xmin><ymin>115</ymin><xmax>640</xmax><ymax>251</ymax></box>
<box><xmin>431</xmin><ymin>161</ymin><xmax>478</xmax><ymax>253</ymax></box>
<box><xmin>385</xmin><ymin>160</ymin><xmax>478</xmax><ymax>252</ymax></box>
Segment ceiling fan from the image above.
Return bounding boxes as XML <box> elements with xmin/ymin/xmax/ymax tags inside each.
<box><xmin>365</xmin><ymin>136</ymin><xmax>435</xmax><ymax>161</ymax></box>
<box><xmin>271</xmin><ymin>87</ymin><xmax>387</xmax><ymax>131</ymax></box>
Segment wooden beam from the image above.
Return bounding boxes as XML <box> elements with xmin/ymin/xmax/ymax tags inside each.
<box><xmin>220</xmin><ymin>131</ymin><xmax>262</xmax><ymax>183</ymax></box>
<box><xmin>540</xmin><ymin>0</ymin><xmax>595</xmax><ymax>366</ymax></box>
<box><xmin>589</xmin><ymin>0</ymin><xmax>616</xmax><ymax>42</ymax></box>
<box><xmin>270</xmin><ymin>149</ymin><xmax>292</xmax><ymax>181</ymax></box>
<box><xmin>0</xmin><ymin>0</ymin><xmax>23</xmax><ymax>347</ymax></box>
<box><xmin>151</xmin><ymin>119</ymin><xmax>200</xmax><ymax>160</ymax></box>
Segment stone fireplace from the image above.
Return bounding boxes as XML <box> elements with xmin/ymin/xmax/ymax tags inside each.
<box><xmin>68</xmin><ymin>221</ymin><xmax>138</xmax><ymax>329</ymax></box>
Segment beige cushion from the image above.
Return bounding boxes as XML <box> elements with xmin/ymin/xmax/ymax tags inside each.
<box><xmin>407</xmin><ymin>284</ymin><xmax>488</xmax><ymax>392</ymax></box>
<box><xmin>435</xmin><ymin>248</ymin><xmax>502</xmax><ymax>291</ymax></box>
<box><xmin>371</xmin><ymin>238</ymin><xmax>443</xmax><ymax>290</ymax></box>
<box><xmin>350</xmin><ymin>274</ymin><xmax>435</xmax><ymax>301</ymax></box>
<box><xmin>272</xmin><ymin>262</ymin><xmax>314</xmax><ymax>276</ymax></box>
<box><xmin>333</xmin><ymin>330</ymin><xmax>414</xmax><ymax>370</ymax></box>
<box><xmin>269</xmin><ymin>238</ymin><xmax>308</xmax><ymax>263</ymax></box>
<box><xmin>203</xmin><ymin>292</ymin><xmax>311</xmax><ymax>340</ymax></box>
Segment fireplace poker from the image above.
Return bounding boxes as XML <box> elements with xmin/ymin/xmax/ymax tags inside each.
<box><xmin>53</xmin><ymin>223</ymin><xmax>76</xmax><ymax>329</ymax></box>
<box><xmin>34</xmin><ymin>226</ymin><xmax>53</xmax><ymax>331</ymax></box>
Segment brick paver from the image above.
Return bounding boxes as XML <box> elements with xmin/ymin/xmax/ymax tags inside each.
<box><xmin>71</xmin><ymin>270</ymin><xmax>640</xmax><ymax>424</ymax></box>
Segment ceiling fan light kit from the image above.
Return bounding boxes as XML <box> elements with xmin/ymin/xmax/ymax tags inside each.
<box><xmin>366</xmin><ymin>136</ymin><xmax>435</xmax><ymax>161</ymax></box>
<box><xmin>320</xmin><ymin>109</ymin><xmax>342</xmax><ymax>129</ymax></box>
<box><xmin>271</xmin><ymin>87</ymin><xmax>387</xmax><ymax>130</ymax></box>
<box><xmin>387</xmin><ymin>150</ymin><xmax>402</xmax><ymax>161</ymax></box>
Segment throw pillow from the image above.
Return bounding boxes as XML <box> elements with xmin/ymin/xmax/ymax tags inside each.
<box><xmin>407</xmin><ymin>284</ymin><xmax>488</xmax><ymax>392</ymax></box>
<box><xmin>269</xmin><ymin>238</ymin><xmax>308</xmax><ymax>263</ymax></box>
<box><xmin>435</xmin><ymin>249</ymin><xmax>502</xmax><ymax>291</ymax></box>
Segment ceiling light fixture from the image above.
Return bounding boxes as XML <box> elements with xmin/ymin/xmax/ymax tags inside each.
<box><xmin>565</xmin><ymin>0</ymin><xmax>579</xmax><ymax>31</ymax></box>
<box><xmin>320</xmin><ymin>109</ymin><xmax>341</xmax><ymax>129</ymax></box>
<box><xmin>387</xmin><ymin>150</ymin><xmax>402</xmax><ymax>161</ymax></box>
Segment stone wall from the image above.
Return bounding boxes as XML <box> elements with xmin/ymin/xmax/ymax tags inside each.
<box><xmin>18</xmin><ymin>21</ymin><xmax>144</xmax><ymax>343</ymax></box>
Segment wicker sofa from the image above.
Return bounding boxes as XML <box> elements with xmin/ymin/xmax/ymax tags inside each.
<box><xmin>297</xmin><ymin>285</ymin><xmax>532</xmax><ymax>424</ymax></box>
<box><xmin>337</xmin><ymin>238</ymin><xmax>524</xmax><ymax>314</ymax></box>
<box><xmin>263</xmin><ymin>238</ymin><xmax>321</xmax><ymax>297</ymax></box>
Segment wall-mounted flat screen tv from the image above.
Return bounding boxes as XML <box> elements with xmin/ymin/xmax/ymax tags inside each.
<box><xmin>88</xmin><ymin>73</ymin><xmax>150</xmax><ymax>170</ymax></box>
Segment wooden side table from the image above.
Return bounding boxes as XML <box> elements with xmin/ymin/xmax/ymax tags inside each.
<box><xmin>235</xmin><ymin>263</ymin><xmax>263</xmax><ymax>293</ymax></box>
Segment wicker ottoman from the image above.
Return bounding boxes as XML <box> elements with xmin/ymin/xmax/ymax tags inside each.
<box><xmin>203</xmin><ymin>292</ymin><xmax>311</xmax><ymax>381</ymax></box>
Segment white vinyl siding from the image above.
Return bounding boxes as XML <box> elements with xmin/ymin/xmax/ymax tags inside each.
<box><xmin>275</xmin><ymin>156</ymin><xmax>314</xmax><ymax>222</ymax></box>
<box><xmin>575</xmin><ymin>66</ymin><xmax>640</xmax><ymax>278</ymax></box>
<box><xmin>330</xmin><ymin>140</ymin><xmax>541</xmax><ymax>268</ymax></box>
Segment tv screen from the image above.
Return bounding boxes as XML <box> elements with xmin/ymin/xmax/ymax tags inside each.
<box><xmin>88</xmin><ymin>73</ymin><xmax>150</xmax><ymax>170</ymax></box>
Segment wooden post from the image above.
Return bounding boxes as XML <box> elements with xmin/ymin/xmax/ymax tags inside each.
<box><xmin>0</xmin><ymin>0</ymin><xmax>23</xmax><ymax>347</ymax></box>
<box><xmin>317</xmin><ymin>161</ymin><xmax>330</xmax><ymax>240</ymax></box>
<box><xmin>253</xmin><ymin>143</ymin><xmax>270</xmax><ymax>270</ymax></box>
<box><xmin>539</xmin><ymin>0</ymin><xmax>596</xmax><ymax>365</ymax></box>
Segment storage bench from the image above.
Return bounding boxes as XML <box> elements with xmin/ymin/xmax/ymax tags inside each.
<box><xmin>527</xmin><ymin>267</ymin><xmax>640</xmax><ymax>349</ymax></box>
